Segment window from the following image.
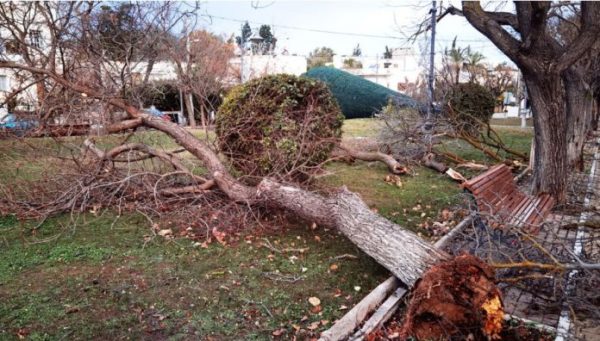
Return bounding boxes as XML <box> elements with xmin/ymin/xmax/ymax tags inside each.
<box><xmin>0</xmin><ymin>75</ymin><xmax>8</xmax><ymax>91</ymax></box>
<box><xmin>29</xmin><ymin>29</ymin><xmax>42</xmax><ymax>48</ymax></box>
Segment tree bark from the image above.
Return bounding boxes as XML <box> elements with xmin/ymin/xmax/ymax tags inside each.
<box><xmin>200</xmin><ymin>104</ymin><xmax>207</xmax><ymax>129</ymax></box>
<box><xmin>460</xmin><ymin>1</ymin><xmax>600</xmax><ymax>204</ymax></box>
<box><xmin>564</xmin><ymin>69</ymin><xmax>594</xmax><ymax>170</ymax></box>
<box><xmin>139</xmin><ymin>114</ymin><xmax>447</xmax><ymax>285</ymax></box>
<box><xmin>335</xmin><ymin>145</ymin><xmax>408</xmax><ymax>175</ymax></box>
<box><xmin>525</xmin><ymin>72</ymin><xmax>568</xmax><ymax>203</ymax></box>
<box><xmin>184</xmin><ymin>91</ymin><xmax>196</xmax><ymax>128</ymax></box>
<box><xmin>252</xmin><ymin>179</ymin><xmax>448</xmax><ymax>285</ymax></box>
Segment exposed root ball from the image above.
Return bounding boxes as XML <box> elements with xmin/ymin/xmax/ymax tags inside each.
<box><xmin>401</xmin><ymin>254</ymin><xmax>503</xmax><ymax>340</ymax></box>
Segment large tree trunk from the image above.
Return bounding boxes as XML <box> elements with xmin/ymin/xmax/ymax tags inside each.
<box><xmin>564</xmin><ymin>69</ymin><xmax>594</xmax><ymax>170</ymax></box>
<box><xmin>525</xmin><ymin>73</ymin><xmax>568</xmax><ymax>203</ymax></box>
<box><xmin>139</xmin><ymin>113</ymin><xmax>447</xmax><ymax>285</ymax></box>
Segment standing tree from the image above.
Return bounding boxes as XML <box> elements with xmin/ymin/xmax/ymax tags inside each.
<box><xmin>307</xmin><ymin>46</ymin><xmax>335</xmax><ymax>69</ymax></box>
<box><xmin>258</xmin><ymin>24</ymin><xmax>276</xmax><ymax>54</ymax></box>
<box><xmin>441</xmin><ymin>37</ymin><xmax>468</xmax><ymax>86</ymax></box>
<box><xmin>483</xmin><ymin>63</ymin><xmax>517</xmax><ymax>110</ymax></box>
<box><xmin>453</xmin><ymin>1</ymin><xmax>600</xmax><ymax>203</ymax></box>
<box><xmin>463</xmin><ymin>48</ymin><xmax>486</xmax><ymax>83</ymax></box>
<box><xmin>383</xmin><ymin>45</ymin><xmax>393</xmax><ymax>59</ymax></box>
<box><xmin>186</xmin><ymin>31</ymin><xmax>234</xmax><ymax>127</ymax></box>
<box><xmin>235</xmin><ymin>21</ymin><xmax>252</xmax><ymax>50</ymax></box>
<box><xmin>549</xmin><ymin>4</ymin><xmax>600</xmax><ymax>169</ymax></box>
<box><xmin>352</xmin><ymin>43</ymin><xmax>362</xmax><ymax>57</ymax></box>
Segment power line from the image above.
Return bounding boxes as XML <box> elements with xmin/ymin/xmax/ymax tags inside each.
<box><xmin>207</xmin><ymin>14</ymin><xmax>408</xmax><ymax>40</ymax></box>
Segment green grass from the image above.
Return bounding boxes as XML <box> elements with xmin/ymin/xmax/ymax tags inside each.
<box><xmin>341</xmin><ymin>118</ymin><xmax>381</xmax><ymax>138</ymax></box>
<box><xmin>0</xmin><ymin>213</ymin><xmax>387</xmax><ymax>340</ymax></box>
<box><xmin>490</xmin><ymin>117</ymin><xmax>533</xmax><ymax>127</ymax></box>
<box><xmin>437</xmin><ymin>126</ymin><xmax>533</xmax><ymax>165</ymax></box>
<box><xmin>317</xmin><ymin>162</ymin><xmax>462</xmax><ymax>233</ymax></box>
<box><xmin>0</xmin><ymin>118</ymin><xmax>532</xmax><ymax>339</ymax></box>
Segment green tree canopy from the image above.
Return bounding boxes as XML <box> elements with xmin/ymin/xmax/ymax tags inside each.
<box><xmin>307</xmin><ymin>47</ymin><xmax>335</xmax><ymax>69</ymax></box>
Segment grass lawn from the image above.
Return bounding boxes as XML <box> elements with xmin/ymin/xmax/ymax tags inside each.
<box><xmin>490</xmin><ymin>117</ymin><xmax>533</xmax><ymax>127</ymax></box>
<box><xmin>0</xmin><ymin>118</ymin><xmax>532</xmax><ymax>340</ymax></box>
<box><xmin>0</xmin><ymin>214</ymin><xmax>387</xmax><ymax>340</ymax></box>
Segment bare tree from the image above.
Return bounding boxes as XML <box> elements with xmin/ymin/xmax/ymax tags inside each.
<box><xmin>0</xmin><ymin>1</ymin><xmax>446</xmax><ymax>289</ymax></box>
<box><xmin>169</xmin><ymin>30</ymin><xmax>233</xmax><ymax>128</ymax></box>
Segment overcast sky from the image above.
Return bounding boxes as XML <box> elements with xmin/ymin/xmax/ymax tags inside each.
<box><xmin>193</xmin><ymin>0</ymin><xmax>515</xmax><ymax>66</ymax></box>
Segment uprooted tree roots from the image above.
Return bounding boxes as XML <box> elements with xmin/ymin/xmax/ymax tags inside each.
<box><xmin>400</xmin><ymin>254</ymin><xmax>504</xmax><ymax>340</ymax></box>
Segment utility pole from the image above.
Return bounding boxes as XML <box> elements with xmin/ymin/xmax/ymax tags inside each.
<box><xmin>425</xmin><ymin>0</ymin><xmax>437</xmax><ymax>128</ymax></box>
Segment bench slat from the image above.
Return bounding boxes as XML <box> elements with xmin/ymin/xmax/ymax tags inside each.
<box><xmin>466</xmin><ymin>167</ymin><xmax>513</xmax><ymax>193</ymax></box>
<box><xmin>462</xmin><ymin>164</ymin><xmax>506</xmax><ymax>191</ymax></box>
<box><xmin>464</xmin><ymin>164</ymin><xmax>554</xmax><ymax>233</ymax></box>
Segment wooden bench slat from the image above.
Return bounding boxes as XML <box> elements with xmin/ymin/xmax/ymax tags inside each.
<box><xmin>467</xmin><ymin>167</ymin><xmax>513</xmax><ymax>193</ymax></box>
<box><xmin>462</xmin><ymin>164</ymin><xmax>505</xmax><ymax>189</ymax></box>
<box><xmin>509</xmin><ymin>197</ymin><xmax>533</xmax><ymax>225</ymax></box>
<box><xmin>471</xmin><ymin>171</ymin><xmax>515</xmax><ymax>196</ymax></box>
<box><xmin>464</xmin><ymin>164</ymin><xmax>554</xmax><ymax>233</ymax></box>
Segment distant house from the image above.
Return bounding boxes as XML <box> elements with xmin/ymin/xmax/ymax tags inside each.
<box><xmin>0</xmin><ymin>4</ymin><xmax>53</xmax><ymax>112</ymax></box>
<box><xmin>332</xmin><ymin>47</ymin><xmax>421</xmax><ymax>94</ymax></box>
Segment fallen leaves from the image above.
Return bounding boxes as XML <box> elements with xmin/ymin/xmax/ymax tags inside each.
<box><xmin>212</xmin><ymin>227</ymin><xmax>227</xmax><ymax>245</ymax></box>
<box><xmin>308</xmin><ymin>297</ymin><xmax>321</xmax><ymax>306</ymax></box>
<box><xmin>157</xmin><ymin>229</ymin><xmax>173</xmax><ymax>237</ymax></box>
<box><xmin>272</xmin><ymin>328</ymin><xmax>286</xmax><ymax>336</ymax></box>
<box><xmin>384</xmin><ymin>174</ymin><xmax>404</xmax><ymax>188</ymax></box>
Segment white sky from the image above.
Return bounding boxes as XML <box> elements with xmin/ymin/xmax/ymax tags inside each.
<box><xmin>193</xmin><ymin>0</ymin><xmax>515</xmax><ymax>66</ymax></box>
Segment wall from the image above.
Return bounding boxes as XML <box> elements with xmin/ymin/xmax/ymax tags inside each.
<box><xmin>227</xmin><ymin>55</ymin><xmax>308</xmax><ymax>85</ymax></box>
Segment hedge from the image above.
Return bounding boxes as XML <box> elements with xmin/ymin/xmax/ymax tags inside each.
<box><xmin>304</xmin><ymin>67</ymin><xmax>421</xmax><ymax>119</ymax></box>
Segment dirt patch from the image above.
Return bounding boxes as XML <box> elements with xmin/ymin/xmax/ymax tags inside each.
<box><xmin>398</xmin><ymin>254</ymin><xmax>503</xmax><ymax>340</ymax></box>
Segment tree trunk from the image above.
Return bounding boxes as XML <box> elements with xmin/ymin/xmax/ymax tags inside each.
<box><xmin>564</xmin><ymin>69</ymin><xmax>594</xmax><ymax>170</ymax></box>
<box><xmin>200</xmin><ymin>104</ymin><xmax>207</xmax><ymax>128</ymax></box>
<box><xmin>253</xmin><ymin>179</ymin><xmax>448</xmax><ymax>286</ymax></box>
<box><xmin>184</xmin><ymin>92</ymin><xmax>196</xmax><ymax>128</ymax></box>
<box><xmin>139</xmin><ymin>113</ymin><xmax>447</xmax><ymax>286</ymax></box>
<box><xmin>525</xmin><ymin>73</ymin><xmax>568</xmax><ymax>203</ymax></box>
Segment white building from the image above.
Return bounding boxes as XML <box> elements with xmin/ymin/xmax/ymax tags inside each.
<box><xmin>332</xmin><ymin>47</ymin><xmax>421</xmax><ymax>93</ymax></box>
<box><xmin>226</xmin><ymin>55</ymin><xmax>307</xmax><ymax>85</ymax></box>
<box><xmin>0</xmin><ymin>3</ymin><xmax>54</xmax><ymax>115</ymax></box>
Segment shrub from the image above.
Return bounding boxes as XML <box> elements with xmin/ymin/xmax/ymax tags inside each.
<box><xmin>216</xmin><ymin>74</ymin><xmax>344</xmax><ymax>181</ymax></box>
<box><xmin>445</xmin><ymin>82</ymin><xmax>496</xmax><ymax>135</ymax></box>
<box><xmin>304</xmin><ymin>67</ymin><xmax>421</xmax><ymax>119</ymax></box>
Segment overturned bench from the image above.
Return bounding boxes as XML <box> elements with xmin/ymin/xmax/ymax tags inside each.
<box><xmin>462</xmin><ymin>164</ymin><xmax>555</xmax><ymax>232</ymax></box>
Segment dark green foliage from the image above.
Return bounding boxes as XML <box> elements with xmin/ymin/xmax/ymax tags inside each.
<box><xmin>216</xmin><ymin>74</ymin><xmax>343</xmax><ymax>180</ymax></box>
<box><xmin>304</xmin><ymin>67</ymin><xmax>421</xmax><ymax>119</ymax></box>
<box><xmin>258</xmin><ymin>25</ymin><xmax>276</xmax><ymax>54</ymax></box>
<box><xmin>383</xmin><ymin>46</ymin><xmax>393</xmax><ymax>59</ymax></box>
<box><xmin>307</xmin><ymin>47</ymin><xmax>335</xmax><ymax>70</ymax></box>
<box><xmin>125</xmin><ymin>82</ymin><xmax>181</xmax><ymax>110</ymax></box>
<box><xmin>235</xmin><ymin>21</ymin><xmax>252</xmax><ymax>47</ymax></box>
<box><xmin>446</xmin><ymin>82</ymin><xmax>496</xmax><ymax>135</ymax></box>
<box><xmin>352</xmin><ymin>44</ymin><xmax>362</xmax><ymax>57</ymax></box>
